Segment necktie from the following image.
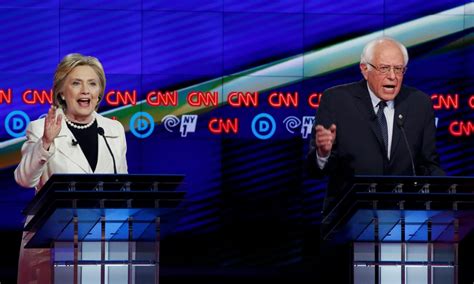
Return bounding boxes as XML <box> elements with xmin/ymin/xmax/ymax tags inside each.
<box><xmin>377</xmin><ymin>101</ymin><xmax>388</xmax><ymax>157</ymax></box>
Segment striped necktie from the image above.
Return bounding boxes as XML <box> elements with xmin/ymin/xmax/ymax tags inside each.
<box><xmin>377</xmin><ymin>101</ymin><xmax>388</xmax><ymax>157</ymax></box>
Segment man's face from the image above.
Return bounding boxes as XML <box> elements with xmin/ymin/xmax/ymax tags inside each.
<box><xmin>360</xmin><ymin>41</ymin><xmax>406</xmax><ymax>101</ymax></box>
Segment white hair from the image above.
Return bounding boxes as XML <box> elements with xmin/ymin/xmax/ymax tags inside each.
<box><xmin>360</xmin><ymin>36</ymin><xmax>409</xmax><ymax>66</ymax></box>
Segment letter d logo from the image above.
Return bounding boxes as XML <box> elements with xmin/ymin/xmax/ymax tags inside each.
<box><xmin>251</xmin><ymin>113</ymin><xmax>276</xmax><ymax>140</ymax></box>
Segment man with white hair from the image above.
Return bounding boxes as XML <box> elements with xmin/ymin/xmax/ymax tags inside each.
<box><xmin>306</xmin><ymin>36</ymin><xmax>445</xmax><ymax>282</ymax></box>
<box><xmin>308</xmin><ymin>36</ymin><xmax>444</xmax><ymax>213</ymax></box>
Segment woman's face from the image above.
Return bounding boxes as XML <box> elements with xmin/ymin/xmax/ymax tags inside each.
<box><xmin>61</xmin><ymin>65</ymin><xmax>101</xmax><ymax>123</ymax></box>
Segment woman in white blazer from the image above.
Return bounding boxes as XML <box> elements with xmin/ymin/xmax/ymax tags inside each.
<box><xmin>14</xmin><ymin>53</ymin><xmax>128</xmax><ymax>284</ymax></box>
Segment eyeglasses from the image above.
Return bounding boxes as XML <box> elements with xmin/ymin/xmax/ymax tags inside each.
<box><xmin>367</xmin><ymin>62</ymin><xmax>407</xmax><ymax>75</ymax></box>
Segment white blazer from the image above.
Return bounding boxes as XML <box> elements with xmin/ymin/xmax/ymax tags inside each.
<box><xmin>14</xmin><ymin>111</ymin><xmax>128</xmax><ymax>191</ymax></box>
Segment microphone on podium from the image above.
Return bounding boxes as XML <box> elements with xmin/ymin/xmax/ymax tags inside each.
<box><xmin>98</xmin><ymin>127</ymin><xmax>117</xmax><ymax>174</ymax></box>
<box><xmin>397</xmin><ymin>114</ymin><xmax>416</xmax><ymax>176</ymax></box>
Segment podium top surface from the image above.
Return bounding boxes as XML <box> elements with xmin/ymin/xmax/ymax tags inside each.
<box><xmin>340</xmin><ymin>175</ymin><xmax>474</xmax><ymax>197</ymax></box>
<box><xmin>23</xmin><ymin>174</ymin><xmax>185</xmax><ymax>216</ymax></box>
<box><xmin>322</xmin><ymin>175</ymin><xmax>474</xmax><ymax>242</ymax></box>
<box><xmin>326</xmin><ymin>175</ymin><xmax>474</xmax><ymax>216</ymax></box>
<box><xmin>22</xmin><ymin>174</ymin><xmax>186</xmax><ymax>248</ymax></box>
<box><xmin>349</xmin><ymin>175</ymin><xmax>474</xmax><ymax>186</ymax></box>
<box><xmin>41</xmin><ymin>173</ymin><xmax>184</xmax><ymax>187</ymax></box>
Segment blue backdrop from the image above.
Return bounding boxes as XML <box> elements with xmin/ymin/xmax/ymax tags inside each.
<box><xmin>0</xmin><ymin>0</ymin><xmax>473</xmax><ymax>276</ymax></box>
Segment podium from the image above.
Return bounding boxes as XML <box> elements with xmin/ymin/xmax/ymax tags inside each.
<box><xmin>23</xmin><ymin>174</ymin><xmax>185</xmax><ymax>284</ymax></box>
<box><xmin>321</xmin><ymin>176</ymin><xmax>474</xmax><ymax>284</ymax></box>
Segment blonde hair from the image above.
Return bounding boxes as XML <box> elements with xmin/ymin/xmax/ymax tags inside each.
<box><xmin>53</xmin><ymin>53</ymin><xmax>106</xmax><ymax>110</ymax></box>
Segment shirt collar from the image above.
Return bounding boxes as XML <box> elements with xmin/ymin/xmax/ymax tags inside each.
<box><xmin>366</xmin><ymin>82</ymin><xmax>394</xmax><ymax>110</ymax></box>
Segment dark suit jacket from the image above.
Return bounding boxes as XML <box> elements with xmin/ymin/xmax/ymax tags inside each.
<box><xmin>307</xmin><ymin>80</ymin><xmax>445</xmax><ymax>213</ymax></box>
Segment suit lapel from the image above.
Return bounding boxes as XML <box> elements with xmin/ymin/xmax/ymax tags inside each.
<box><xmin>353</xmin><ymin>80</ymin><xmax>387</xmax><ymax>155</ymax></box>
<box><xmin>55</xmin><ymin>119</ymin><xmax>93</xmax><ymax>173</ymax></box>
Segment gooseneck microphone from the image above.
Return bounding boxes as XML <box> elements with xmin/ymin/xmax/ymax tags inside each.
<box><xmin>397</xmin><ymin>114</ymin><xmax>416</xmax><ymax>176</ymax></box>
<box><xmin>97</xmin><ymin>127</ymin><xmax>117</xmax><ymax>174</ymax></box>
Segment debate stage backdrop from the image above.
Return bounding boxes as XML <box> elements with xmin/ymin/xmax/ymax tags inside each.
<box><xmin>0</xmin><ymin>0</ymin><xmax>473</xmax><ymax>281</ymax></box>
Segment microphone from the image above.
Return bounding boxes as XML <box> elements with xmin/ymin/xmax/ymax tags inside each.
<box><xmin>97</xmin><ymin>127</ymin><xmax>117</xmax><ymax>174</ymax></box>
<box><xmin>72</xmin><ymin>139</ymin><xmax>79</xmax><ymax>146</ymax></box>
<box><xmin>397</xmin><ymin>114</ymin><xmax>416</xmax><ymax>176</ymax></box>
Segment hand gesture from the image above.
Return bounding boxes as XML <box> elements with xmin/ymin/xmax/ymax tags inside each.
<box><xmin>315</xmin><ymin>124</ymin><xmax>336</xmax><ymax>157</ymax></box>
<box><xmin>42</xmin><ymin>106</ymin><xmax>62</xmax><ymax>150</ymax></box>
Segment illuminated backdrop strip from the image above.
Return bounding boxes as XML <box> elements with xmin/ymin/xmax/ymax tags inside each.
<box><xmin>0</xmin><ymin>3</ymin><xmax>472</xmax><ymax>169</ymax></box>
